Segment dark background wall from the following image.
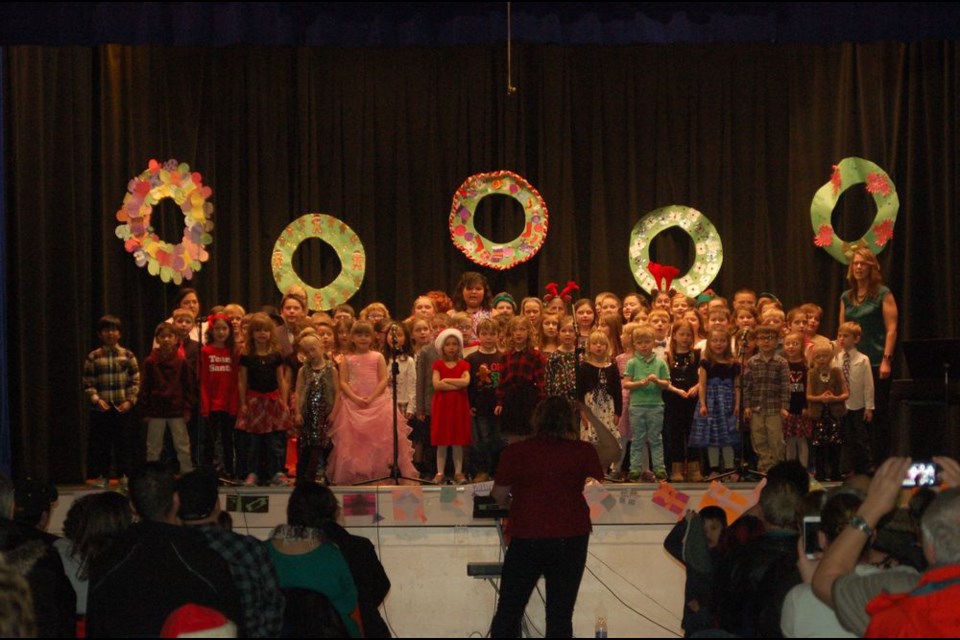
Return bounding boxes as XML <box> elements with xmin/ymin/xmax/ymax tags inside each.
<box><xmin>2</xmin><ymin>3</ymin><xmax>959</xmax><ymax>481</ymax></box>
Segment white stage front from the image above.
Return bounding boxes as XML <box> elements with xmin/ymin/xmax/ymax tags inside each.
<box><xmin>48</xmin><ymin>482</ymin><xmax>761</xmax><ymax>638</ymax></box>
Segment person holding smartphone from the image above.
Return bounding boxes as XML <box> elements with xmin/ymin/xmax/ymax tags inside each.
<box><xmin>812</xmin><ymin>456</ymin><xmax>960</xmax><ymax>637</ymax></box>
<box><xmin>782</xmin><ymin>491</ymin><xmax>892</xmax><ymax>637</ymax></box>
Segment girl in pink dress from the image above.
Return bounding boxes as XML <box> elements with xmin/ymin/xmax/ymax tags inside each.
<box><xmin>431</xmin><ymin>328</ymin><xmax>472</xmax><ymax>484</ymax></box>
<box><xmin>328</xmin><ymin>320</ymin><xmax>417</xmax><ymax>484</ymax></box>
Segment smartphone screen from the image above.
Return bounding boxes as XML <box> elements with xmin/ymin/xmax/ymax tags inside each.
<box><xmin>903</xmin><ymin>462</ymin><xmax>938</xmax><ymax>487</ymax></box>
<box><xmin>803</xmin><ymin>516</ymin><xmax>822</xmax><ymax>559</ymax></box>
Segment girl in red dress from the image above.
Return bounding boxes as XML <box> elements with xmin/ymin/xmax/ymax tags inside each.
<box><xmin>431</xmin><ymin>328</ymin><xmax>472</xmax><ymax>484</ymax></box>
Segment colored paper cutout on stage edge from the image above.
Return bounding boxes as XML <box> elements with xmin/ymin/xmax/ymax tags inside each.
<box><xmin>471</xmin><ymin>480</ymin><xmax>494</xmax><ymax>497</ymax></box>
<box><xmin>341</xmin><ymin>492</ymin><xmax>377</xmax><ymax>517</ymax></box>
<box><xmin>810</xmin><ymin>157</ymin><xmax>899</xmax><ymax>264</ymax></box>
<box><xmin>440</xmin><ymin>486</ymin><xmax>459</xmax><ymax>504</ymax></box>
<box><xmin>448</xmin><ymin>170</ymin><xmax>549</xmax><ymax>271</ymax></box>
<box><xmin>618</xmin><ymin>488</ymin><xmax>640</xmax><ymax>506</ymax></box>
<box><xmin>652</xmin><ymin>482</ymin><xmax>691</xmax><ymax>519</ymax></box>
<box><xmin>746</xmin><ymin>478</ymin><xmax>767</xmax><ymax>513</ymax></box>
<box><xmin>629</xmin><ymin>205</ymin><xmax>722</xmax><ymax>297</ymax></box>
<box><xmin>584</xmin><ymin>482</ymin><xmax>616</xmax><ymax>522</ymax></box>
<box><xmin>698</xmin><ymin>481</ymin><xmax>751</xmax><ymax>524</ymax></box>
<box><xmin>392</xmin><ymin>487</ymin><xmax>427</xmax><ymax>523</ymax></box>
<box><xmin>115</xmin><ymin>158</ymin><xmax>214</xmax><ymax>285</ymax></box>
<box><xmin>271</xmin><ymin>214</ymin><xmax>365</xmax><ymax>311</ymax></box>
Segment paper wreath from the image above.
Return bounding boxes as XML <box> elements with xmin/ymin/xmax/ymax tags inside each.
<box><xmin>271</xmin><ymin>214</ymin><xmax>365</xmax><ymax>311</ymax></box>
<box><xmin>629</xmin><ymin>205</ymin><xmax>723</xmax><ymax>297</ymax></box>
<box><xmin>810</xmin><ymin>157</ymin><xmax>899</xmax><ymax>264</ymax></box>
<box><xmin>115</xmin><ymin>159</ymin><xmax>214</xmax><ymax>285</ymax></box>
<box><xmin>448</xmin><ymin>170</ymin><xmax>548</xmax><ymax>270</ymax></box>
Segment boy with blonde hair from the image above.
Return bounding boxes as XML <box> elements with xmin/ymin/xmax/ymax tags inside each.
<box><xmin>834</xmin><ymin>321</ymin><xmax>874</xmax><ymax>474</ymax></box>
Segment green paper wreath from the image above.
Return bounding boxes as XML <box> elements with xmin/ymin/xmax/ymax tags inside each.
<box><xmin>271</xmin><ymin>214</ymin><xmax>366</xmax><ymax>311</ymax></box>
<box><xmin>448</xmin><ymin>170</ymin><xmax>548</xmax><ymax>270</ymax></box>
<box><xmin>810</xmin><ymin>157</ymin><xmax>899</xmax><ymax>264</ymax></box>
<box><xmin>115</xmin><ymin>158</ymin><xmax>214</xmax><ymax>285</ymax></box>
<box><xmin>628</xmin><ymin>205</ymin><xmax>723</xmax><ymax>297</ymax></box>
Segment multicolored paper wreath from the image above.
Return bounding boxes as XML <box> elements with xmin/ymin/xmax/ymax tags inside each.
<box><xmin>629</xmin><ymin>205</ymin><xmax>723</xmax><ymax>297</ymax></box>
<box><xmin>115</xmin><ymin>159</ymin><xmax>214</xmax><ymax>285</ymax></box>
<box><xmin>449</xmin><ymin>171</ymin><xmax>548</xmax><ymax>270</ymax></box>
<box><xmin>271</xmin><ymin>214</ymin><xmax>365</xmax><ymax>311</ymax></box>
<box><xmin>810</xmin><ymin>157</ymin><xmax>899</xmax><ymax>264</ymax></box>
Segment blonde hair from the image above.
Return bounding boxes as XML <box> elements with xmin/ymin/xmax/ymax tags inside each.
<box><xmin>838</xmin><ymin>321</ymin><xmax>862</xmax><ymax>340</ymax></box>
<box><xmin>587</xmin><ymin>329</ymin><xmax>612</xmax><ymax>360</ymax></box>
<box><xmin>648</xmin><ymin>309</ymin><xmax>672</xmax><ymax>323</ymax></box>
<box><xmin>809</xmin><ymin>336</ymin><xmax>836</xmax><ymax>364</ymax></box>
<box><xmin>632</xmin><ymin>325</ymin><xmax>655</xmax><ymax>344</ymax></box>
<box><xmin>761</xmin><ymin>307</ymin><xmax>785</xmax><ymax>323</ymax></box>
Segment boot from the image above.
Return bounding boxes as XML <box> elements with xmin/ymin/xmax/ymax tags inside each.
<box><xmin>669</xmin><ymin>462</ymin><xmax>684</xmax><ymax>483</ymax></box>
<box><xmin>686</xmin><ymin>461</ymin><xmax>704</xmax><ymax>482</ymax></box>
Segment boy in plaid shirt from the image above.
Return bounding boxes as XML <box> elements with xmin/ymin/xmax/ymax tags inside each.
<box><xmin>743</xmin><ymin>325</ymin><xmax>790</xmax><ymax>472</ymax></box>
<box><xmin>83</xmin><ymin>315</ymin><xmax>140</xmax><ymax>486</ymax></box>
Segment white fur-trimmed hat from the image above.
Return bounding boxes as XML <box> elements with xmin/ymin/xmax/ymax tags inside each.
<box><xmin>434</xmin><ymin>327</ymin><xmax>464</xmax><ymax>354</ymax></box>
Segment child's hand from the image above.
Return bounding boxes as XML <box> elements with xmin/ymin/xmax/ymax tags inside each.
<box><xmin>686</xmin><ymin>387</ymin><xmax>699</xmax><ymax>399</ymax></box>
<box><xmin>116</xmin><ymin>401</ymin><xmax>132</xmax><ymax>413</ymax></box>
<box><xmin>494</xmin><ymin>405</ymin><xmax>503</xmax><ymax>416</ymax></box>
<box><xmin>801</xmin><ymin>408</ymin><xmax>809</xmax><ymax>418</ymax></box>
<box><xmin>733</xmin><ymin>405</ymin><xmax>740</xmax><ymax>417</ymax></box>
<box><xmin>864</xmin><ymin>409</ymin><xmax>874</xmax><ymax>423</ymax></box>
<box><xmin>96</xmin><ymin>399</ymin><xmax>110</xmax><ymax>411</ymax></box>
<box><xmin>699</xmin><ymin>405</ymin><xmax>708</xmax><ymax>417</ymax></box>
<box><xmin>780</xmin><ymin>409</ymin><xmax>790</xmax><ymax>419</ymax></box>
<box><xmin>294</xmin><ymin>413</ymin><xmax>303</xmax><ymax>426</ymax></box>
<box><xmin>743</xmin><ymin>407</ymin><xmax>752</xmax><ymax>420</ymax></box>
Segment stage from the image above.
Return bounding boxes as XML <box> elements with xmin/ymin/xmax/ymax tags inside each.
<box><xmin>45</xmin><ymin>480</ymin><xmax>768</xmax><ymax>638</ymax></box>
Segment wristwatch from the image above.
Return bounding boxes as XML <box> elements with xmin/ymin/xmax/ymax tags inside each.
<box><xmin>849</xmin><ymin>515</ymin><xmax>874</xmax><ymax>537</ymax></box>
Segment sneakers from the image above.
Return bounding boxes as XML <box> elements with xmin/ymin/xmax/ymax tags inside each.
<box><xmin>605</xmin><ymin>470</ymin><xmax>625</xmax><ymax>482</ymax></box>
<box><xmin>640</xmin><ymin>470</ymin><xmax>657</xmax><ymax>483</ymax></box>
<box><xmin>244</xmin><ymin>473</ymin><xmax>258</xmax><ymax>487</ymax></box>
<box><xmin>432</xmin><ymin>473</ymin><xmax>445</xmax><ymax>485</ymax></box>
<box><xmin>654</xmin><ymin>468</ymin><xmax>667</xmax><ymax>481</ymax></box>
<box><xmin>627</xmin><ymin>470</ymin><xmax>641</xmax><ymax>482</ymax></box>
<box><xmin>454</xmin><ymin>473</ymin><xmax>468</xmax><ymax>485</ymax></box>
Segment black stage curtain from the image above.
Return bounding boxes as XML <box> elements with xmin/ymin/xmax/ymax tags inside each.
<box><xmin>5</xmin><ymin>42</ymin><xmax>959</xmax><ymax>481</ymax></box>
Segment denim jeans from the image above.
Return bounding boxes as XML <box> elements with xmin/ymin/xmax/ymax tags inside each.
<box><xmin>628</xmin><ymin>405</ymin><xmax>664</xmax><ymax>473</ymax></box>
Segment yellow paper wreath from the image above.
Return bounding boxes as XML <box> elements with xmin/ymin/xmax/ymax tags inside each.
<box><xmin>271</xmin><ymin>214</ymin><xmax>366</xmax><ymax>311</ymax></box>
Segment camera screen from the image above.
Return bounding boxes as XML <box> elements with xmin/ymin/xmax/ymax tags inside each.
<box><xmin>803</xmin><ymin>518</ymin><xmax>822</xmax><ymax>557</ymax></box>
<box><xmin>903</xmin><ymin>462</ymin><xmax>937</xmax><ymax>487</ymax></box>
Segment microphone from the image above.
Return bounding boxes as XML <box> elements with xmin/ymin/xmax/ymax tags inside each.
<box><xmin>390</xmin><ymin>323</ymin><xmax>399</xmax><ymax>348</ymax></box>
<box><xmin>740</xmin><ymin>327</ymin><xmax>752</xmax><ymax>342</ymax></box>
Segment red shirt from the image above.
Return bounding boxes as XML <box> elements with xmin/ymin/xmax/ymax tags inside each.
<box><xmin>200</xmin><ymin>345</ymin><xmax>239</xmax><ymax>416</ymax></box>
<box><xmin>495</xmin><ymin>436</ymin><xmax>603</xmax><ymax>538</ymax></box>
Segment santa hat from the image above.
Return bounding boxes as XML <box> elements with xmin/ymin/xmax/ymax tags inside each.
<box><xmin>161</xmin><ymin>604</ymin><xmax>237</xmax><ymax>638</ymax></box>
<box><xmin>434</xmin><ymin>328</ymin><xmax>464</xmax><ymax>354</ymax></box>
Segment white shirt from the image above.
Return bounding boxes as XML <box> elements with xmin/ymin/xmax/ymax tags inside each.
<box><xmin>833</xmin><ymin>347</ymin><xmax>875</xmax><ymax>411</ymax></box>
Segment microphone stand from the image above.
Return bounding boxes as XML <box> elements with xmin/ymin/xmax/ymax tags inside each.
<box><xmin>714</xmin><ymin>329</ymin><xmax>764</xmax><ymax>482</ymax></box>
<box><xmin>357</xmin><ymin>324</ymin><xmax>430</xmax><ymax>486</ymax></box>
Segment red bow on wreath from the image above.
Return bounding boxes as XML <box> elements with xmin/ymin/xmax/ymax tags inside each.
<box><xmin>647</xmin><ymin>262</ymin><xmax>680</xmax><ymax>293</ymax></box>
